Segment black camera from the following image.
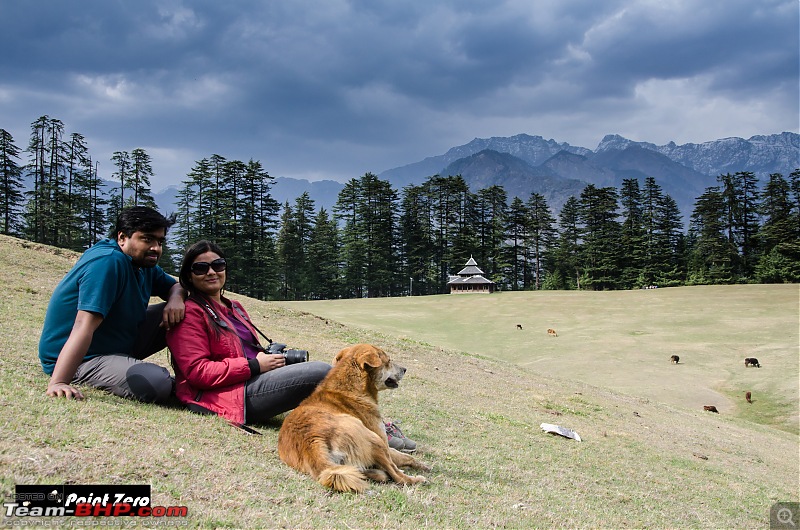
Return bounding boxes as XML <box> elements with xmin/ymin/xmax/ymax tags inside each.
<box><xmin>266</xmin><ymin>342</ymin><xmax>309</xmax><ymax>364</ymax></box>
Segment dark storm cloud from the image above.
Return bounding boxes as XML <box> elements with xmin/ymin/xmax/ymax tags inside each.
<box><xmin>572</xmin><ymin>1</ymin><xmax>798</xmax><ymax>96</ymax></box>
<box><xmin>0</xmin><ymin>0</ymin><xmax>796</xmax><ymax>189</ymax></box>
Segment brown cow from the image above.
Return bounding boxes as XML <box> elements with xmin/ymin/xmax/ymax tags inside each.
<box><xmin>703</xmin><ymin>405</ymin><xmax>719</xmax><ymax>413</ymax></box>
<box><xmin>745</xmin><ymin>391</ymin><xmax>752</xmax><ymax>403</ymax></box>
<box><xmin>744</xmin><ymin>357</ymin><xmax>761</xmax><ymax>368</ymax></box>
<box><xmin>547</xmin><ymin>328</ymin><xmax>558</xmax><ymax>337</ymax></box>
<box><xmin>670</xmin><ymin>355</ymin><xmax>680</xmax><ymax>364</ymax></box>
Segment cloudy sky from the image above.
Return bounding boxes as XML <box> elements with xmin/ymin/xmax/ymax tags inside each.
<box><xmin>1</xmin><ymin>0</ymin><xmax>797</xmax><ymax>191</ymax></box>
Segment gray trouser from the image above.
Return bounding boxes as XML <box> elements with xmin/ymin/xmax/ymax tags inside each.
<box><xmin>244</xmin><ymin>361</ymin><xmax>331</xmax><ymax>424</ymax></box>
<box><xmin>72</xmin><ymin>303</ymin><xmax>173</xmax><ymax>403</ymax></box>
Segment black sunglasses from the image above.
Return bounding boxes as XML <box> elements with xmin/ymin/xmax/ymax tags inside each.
<box><xmin>191</xmin><ymin>258</ymin><xmax>227</xmax><ymax>275</ymax></box>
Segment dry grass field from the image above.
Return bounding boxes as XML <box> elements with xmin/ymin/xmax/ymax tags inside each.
<box><xmin>1</xmin><ymin>234</ymin><xmax>798</xmax><ymax>529</ymax></box>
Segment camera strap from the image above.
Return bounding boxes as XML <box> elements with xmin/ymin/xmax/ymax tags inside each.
<box><xmin>188</xmin><ymin>294</ymin><xmax>274</xmax><ymax>351</ymax></box>
<box><xmin>230</xmin><ymin>304</ymin><xmax>274</xmax><ymax>346</ymax></box>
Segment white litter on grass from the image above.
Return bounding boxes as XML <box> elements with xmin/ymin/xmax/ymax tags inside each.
<box><xmin>540</xmin><ymin>423</ymin><xmax>582</xmax><ymax>442</ymax></box>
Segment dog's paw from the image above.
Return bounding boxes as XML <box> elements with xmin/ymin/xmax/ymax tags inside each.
<box><xmin>395</xmin><ymin>472</ymin><xmax>428</xmax><ymax>487</ymax></box>
<box><xmin>402</xmin><ymin>458</ymin><xmax>431</xmax><ymax>472</ymax></box>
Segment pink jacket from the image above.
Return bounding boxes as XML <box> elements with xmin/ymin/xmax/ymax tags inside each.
<box><xmin>166</xmin><ymin>296</ymin><xmax>261</xmax><ymax>424</ymax></box>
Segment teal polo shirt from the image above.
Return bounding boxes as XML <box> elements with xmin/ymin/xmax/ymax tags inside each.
<box><xmin>38</xmin><ymin>238</ymin><xmax>176</xmax><ymax>375</ymax></box>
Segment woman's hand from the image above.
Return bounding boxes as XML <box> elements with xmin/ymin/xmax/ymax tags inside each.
<box><xmin>256</xmin><ymin>351</ymin><xmax>286</xmax><ymax>373</ymax></box>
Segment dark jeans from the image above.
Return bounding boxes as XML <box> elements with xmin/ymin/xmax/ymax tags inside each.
<box><xmin>244</xmin><ymin>361</ymin><xmax>331</xmax><ymax>424</ymax></box>
<box><xmin>72</xmin><ymin>303</ymin><xmax>173</xmax><ymax>403</ymax></box>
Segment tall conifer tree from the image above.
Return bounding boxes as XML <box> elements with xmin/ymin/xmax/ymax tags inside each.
<box><xmin>0</xmin><ymin>129</ymin><xmax>24</xmax><ymax>236</ymax></box>
<box><xmin>578</xmin><ymin>185</ymin><xmax>621</xmax><ymax>290</ymax></box>
<box><xmin>525</xmin><ymin>192</ymin><xmax>557</xmax><ymax>290</ymax></box>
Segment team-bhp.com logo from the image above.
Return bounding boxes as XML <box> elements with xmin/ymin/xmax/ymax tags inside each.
<box><xmin>5</xmin><ymin>485</ymin><xmax>188</xmax><ymax>518</ymax></box>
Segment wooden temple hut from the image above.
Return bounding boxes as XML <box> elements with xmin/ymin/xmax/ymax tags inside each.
<box><xmin>446</xmin><ymin>257</ymin><xmax>495</xmax><ymax>294</ymax></box>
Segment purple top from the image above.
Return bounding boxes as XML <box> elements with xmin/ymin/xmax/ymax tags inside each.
<box><xmin>229</xmin><ymin>310</ymin><xmax>261</xmax><ymax>360</ymax></box>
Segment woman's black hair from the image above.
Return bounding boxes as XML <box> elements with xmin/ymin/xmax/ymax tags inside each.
<box><xmin>111</xmin><ymin>206</ymin><xmax>176</xmax><ymax>238</ymax></box>
<box><xmin>178</xmin><ymin>240</ymin><xmax>227</xmax><ymax>294</ymax></box>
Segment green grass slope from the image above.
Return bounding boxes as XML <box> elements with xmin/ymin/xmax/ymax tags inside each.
<box><xmin>1</xmin><ymin>234</ymin><xmax>798</xmax><ymax>529</ymax></box>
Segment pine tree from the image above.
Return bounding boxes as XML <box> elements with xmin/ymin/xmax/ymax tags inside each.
<box><xmin>578</xmin><ymin>185</ymin><xmax>621</xmax><ymax>290</ymax></box>
<box><xmin>111</xmin><ymin>150</ymin><xmax>131</xmax><ymax>204</ymax></box>
<box><xmin>234</xmin><ymin>159</ymin><xmax>279</xmax><ymax>299</ymax></box>
<box><xmin>82</xmin><ymin>159</ymin><xmax>107</xmax><ymax>245</ymax></box>
<box><xmin>0</xmin><ymin>128</ymin><xmax>25</xmax><ymax>236</ymax></box>
<box><xmin>717</xmin><ymin>171</ymin><xmax>761</xmax><ymax>279</ymax></box>
<box><xmin>525</xmin><ymin>192</ymin><xmax>557</xmax><ymax>290</ymax></box>
<box><xmin>422</xmin><ymin>175</ymin><xmax>471</xmax><ymax>292</ymax></box>
<box><xmin>275</xmin><ymin>192</ymin><xmax>316</xmax><ymax>299</ymax></box>
<box><xmin>473</xmin><ymin>186</ymin><xmax>508</xmax><ymax>286</ymax></box>
<box><xmin>399</xmin><ymin>184</ymin><xmax>435</xmax><ymax>295</ymax></box>
<box><xmin>276</xmin><ymin>201</ymin><xmax>302</xmax><ymax>300</ymax></box>
<box><xmin>640</xmin><ymin>177</ymin><xmax>663</xmax><ymax>284</ymax></box>
<box><xmin>295</xmin><ymin>192</ymin><xmax>317</xmax><ymax>297</ymax></box>
<box><xmin>107</xmin><ymin>150</ymin><xmax>132</xmax><ymax>223</ymax></box>
<box><xmin>307</xmin><ymin>208</ymin><xmax>340</xmax><ymax>299</ymax></box>
<box><xmin>24</xmin><ymin>116</ymin><xmax>49</xmax><ymax>242</ymax></box>
<box><xmin>129</xmin><ymin>148</ymin><xmax>157</xmax><ymax>208</ymax></box>
<box><xmin>505</xmin><ymin>197</ymin><xmax>528</xmax><ymax>290</ymax></box>
<box><xmin>334</xmin><ymin>179</ymin><xmax>364</xmax><ymax>298</ymax></box>
<box><xmin>688</xmin><ymin>187</ymin><xmax>736</xmax><ymax>284</ymax></box>
<box><xmin>756</xmin><ymin>172</ymin><xmax>800</xmax><ymax>282</ymax></box>
<box><xmin>653</xmin><ymin>193</ymin><xmax>686</xmax><ymax>285</ymax></box>
<box><xmin>551</xmin><ymin>196</ymin><xmax>581</xmax><ymax>289</ymax></box>
<box><xmin>619</xmin><ymin>178</ymin><xmax>645</xmax><ymax>288</ymax></box>
<box><xmin>174</xmin><ymin>176</ymin><xmax>198</xmax><ymax>253</ymax></box>
<box><xmin>207</xmin><ymin>154</ymin><xmax>230</xmax><ymax>242</ymax></box>
<box><xmin>790</xmin><ymin>169</ymin><xmax>800</xmax><ymax>237</ymax></box>
<box><xmin>62</xmin><ymin>132</ymin><xmax>92</xmax><ymax>250</ymax></box>
<box><xmin>334</xmin><ymin>173</ymin><xmax>398</xmax><ymax>298</ymax></box>
<box><xmin>738</xmin><ymin>171</ymin><xmax>761</xmax><ymax>276</ymax></box>
<box><xmin>45</xmin><ymin>118</ymin><xmax>69</xmax><ymax>246</ymax></box>
<box><xmin>22</xmin><ymin>116</ymin><xmax>69</xmax><ymax>245</ymax></box>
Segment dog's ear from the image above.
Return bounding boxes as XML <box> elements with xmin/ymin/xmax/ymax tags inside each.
<box><xmin>332</xmin><ymin>346</ymin><xmax>353</xmax><ymax>365</ymax></box>
<box><xmin>355</xmin><ymin>345</ymin><xmax>383</xmax><ymax>369</ymax></box>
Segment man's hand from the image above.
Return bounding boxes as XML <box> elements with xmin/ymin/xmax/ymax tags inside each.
<box><xmin>46</xmin><ymin>381</ymin><xmax>85</xmax><ymax>400</ymax></box>
<box><xmin>162</xmin><ymin>284</ymin><xmax>187</xmax><ymax>330</ymax></box>
<box><xmin>46</xmin><ymin>310</ymin><xmax>102</xmax><ymax>400</ymax></box>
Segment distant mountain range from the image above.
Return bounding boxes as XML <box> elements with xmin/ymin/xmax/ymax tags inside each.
<box><xmin>154</xmin><ymin>132</ymin><xmax>799</xmax><ymax>223</ymax></box>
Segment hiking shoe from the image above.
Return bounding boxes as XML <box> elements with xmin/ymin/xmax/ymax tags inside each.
<box><xmin>385</xmin><ymin>421</ymin><xmax>417</xmax><ymax>453</ymax></box>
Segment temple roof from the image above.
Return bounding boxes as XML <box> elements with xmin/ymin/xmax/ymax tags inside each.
<box><xmin>456</xmin><ymin>256</ymin><xmax>485</xmax><ymax>276</ymax></box>
<box><xmin>447</xmin><ymin>274</ymin><xmax>494</xmax><ymax>285</ymax></box>
<box><xmin>457</xmin><ymin>265</ymin><xmax>484</xmax><ymax>276</ymax></box>
<box><xmin>448</xmin><ymin>256</ymin><xmax>494</xmax><ymax>285</ymax></box>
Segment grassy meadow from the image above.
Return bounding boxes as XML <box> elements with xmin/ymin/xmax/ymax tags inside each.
<box><xmin>277</xmin><ymin>284</ymin><xmax>800</xmax><ymax>434</ymax></box>
<box><xmin>1</xmin><ymin>233</ymin><xmax>798</xmax><ymax>529</ymax></box>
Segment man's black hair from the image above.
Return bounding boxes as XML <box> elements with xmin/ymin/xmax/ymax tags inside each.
<box><xmin>111</xmin><ymin>206</ymin><xmax>176</xmax><ymax>239</ymax></box>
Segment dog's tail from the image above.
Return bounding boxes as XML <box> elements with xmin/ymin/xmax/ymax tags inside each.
<box><xmin>318</xmin><ymin>465</ymin><xmax>369</xmax><ymax>493</ymax></box>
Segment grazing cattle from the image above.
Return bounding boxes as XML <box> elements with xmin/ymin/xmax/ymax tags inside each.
<box><xmin>703</xmin><ymin>405</ymin><xmax>719</xmax><ymax>413</ymax></box>
<box><xmin>516</xmin><ymin>324</ymin><xmax>523</xmax><ymax>330</ymax></box>
<box><xmin>744</xmin><ymin>357</ymin><xmax>761</xmax><ymax>368</ymax></box>
<box><xmin>745</xmin><ymin>391</ymin><xmax>752</xmax><ymax>403</ymax></box>
<box><xmin>670</xmin><ymin>355</ymin><xmax>680</xmax><ymax>364</ymax></box>
<box><xmin>547</xmin><ymin>328</ymin><xmax>558</xmax><ymax>337</ymax></box>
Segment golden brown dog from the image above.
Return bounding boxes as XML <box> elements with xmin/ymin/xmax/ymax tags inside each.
<box><xmin>277</xmin><ymin>344</ymin><xmax>430</xmax><ymax>493</ymax></box>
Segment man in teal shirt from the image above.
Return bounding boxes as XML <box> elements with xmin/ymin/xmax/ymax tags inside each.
<box><xmin>39</xmin><ymin>206</ymin><xmax>186</xmax><ymax>403</ymax></box>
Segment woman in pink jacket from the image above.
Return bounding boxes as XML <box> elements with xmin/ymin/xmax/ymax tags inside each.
<box><xmin>166</xmin><ymin>240</ymin><xmax>330</xmax><ymax>426</ymax></box>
